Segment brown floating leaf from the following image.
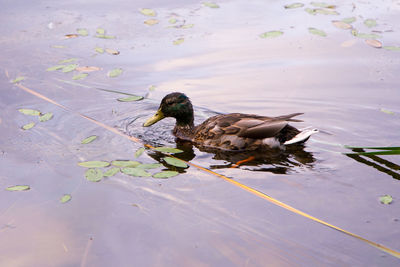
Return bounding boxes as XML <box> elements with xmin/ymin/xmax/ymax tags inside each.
<box><xmin>365</xmin><ymin>39</ymin><xmax>382</xmax><ymax>48</ymax></box>
<box><xmin>105</xmin><ymin>48</ymin><xmax>120</xmax><ymax>55</ymax></box>
<box><xmin>144</xmin><ymin>19</ymin><xmax>159</xmax><ymax>26</ymax></box>
<box><xmin>76</xmin><ymin>66</ymin><xmax>101</xmax><ymax>72</ymax></box>
<box><xmin>65</xmin><ymin>34</ymin><xmax>79</xmax><ymax>39</ymax></box>
<box><xmin>332</xmin><ymin>20</ymin><xmax>352</xmax><ymax>30</ymax></box>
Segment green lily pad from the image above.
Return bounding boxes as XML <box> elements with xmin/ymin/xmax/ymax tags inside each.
<box><xmin>108</xmin><ymin>68</ymin><xmax>123</xmax><ymax>78</ymax></box>
<box><xmin>153</xmin><ymin>171</ymin><xmax>179</xmax><ymax>179</ymax></box>
<box><xmin>173</xmin><ymin>38</ymin><xmax>184</xmax><ymax>45</ymax></box>
<box><xmin>181</xmin><ymin>24</ymin><xmax>195</xmax><ymax>29</ymax></box>
<box><xmin>77</xmin><ymin>28</ymin><xmax>88</xmax><ymax>36</ymax></box>
<box><xmin>135</xmin><ymin>147</ymin><xmax>145</xmax><ymax>158</ymax></box>
<box><xmin>380</xmin><ymin>108</ymin><xmax>395</xmax><ymax>115</ymax></box>
<box><xmin>308</xmin><ymin>27</ymin><xmax>327</xmax><ymax>37</ymax></box>
<box><xmin>39</xmin><ymin>112</ymin><xmax>53</xmax><ymax>122</ymax></box>
<box><xmin>121</xmin><ymin>167</ymin><xmax>152</xmax><ymax>177</ymax></box>
<box><xmin>352</xmin><ymin>30</ymin><xmax>381</xmax><ymax>39</ymax></box>
<box><xmin>111</xmin><ymin>160</ymin><xmax>140</xmax><ymax>168</ymax></box>
<box><xmin>383</xmin><ymin>46</ymin><xmax>400</xmax><ymax>51</ymax></box>
<box><xmin>72</xmin><ymin>73</ymin><xmax>88</xmax><ymax>80</ymax></box>
<box><xmin>154</xmin><ymin>147</ymin><xmax>184</xmax><ymax>154</ymax></box>
<box><xmin>19</xmin><ymin>108</ymin><xmax>41</xmax><ymax>116</ymax></box>
<box><xmin>311</xmin><ymin>2</ymin><xmax>335</xmax><ymax>8</ymax></box>
<box><xmin>144</xmin><ymin>19</ymin><xmax>159</xmax><ymax>26</ymax></box>
<box><xmin>78</xmin><ymin>161</ymin><xmax>110</xmax><ymax>168</ymax></box>
<box><xmin>342</xmin><ymin>17</ymin><xmax>356</xmax><ymax>24</ymax></box>
<box><xmin>6</xmin><ymin>185</ymin><xmax>30</xmax><ymax>191</ymax></box>
<box><xmin>104</xmin><ymin>167</ymin><xmax>120</xmax><ymax>177</ymax></box>
<box><xmin>163</xmin><ymin>157</ymin><xmax>188</xmax><ymax>168</ymax></box>
<box><xmin>364</xmin><ymin>19</ymin><xmax>377</xmax><ymax>28</ymax></box>
<box><xmin>47</xmin><ymin>65</ymin><xmax>65</xmax><ymax>71</ymax></box>
<box><xmin>96</xmin><ymin>28</ymin><xmax>105</xmax><ymax>35</ymax></box>
<box><xmin>12</xmin><ymin>76</ymin><xmax>25</xmax><ymax>83</ymax></box>
<box><xmin>85</xmin><ymin>168</ymin><xmax>103</xmax><ymax>182</ymax></box>
<box><xmin>259</xmin><ymin>31</ymin><xmax>283</xmax><ymax>38</ymax></box>
<box><xmin>95</xmin><ymin>34</ymin><xmax>115</xmax><ymax>39</ymax></box>
<box><xmin>203</xmin><ymin>2</ymin><xmax>219</xmax><ymax>8</ymax></box>
<box><xmin>137</xmin><ymin>163</ymin><xmax>163</xmax><ymax>169</ymax></box>
<box><xmin>284</xmin><ymin>3</ymin><xmax>304</xmax><ymax>9</ymax></box>
<box><xmin>117</xmin><ymin>95</ymin><xmax>144</xmax><ymax>102</ymax></box>
<box><xmin>60</xmin><ymin>194</ymin><xmax>72</xmax><ymax>203</ymax></box>
<box><xmin>315</xmin><ymin>8</ymin><xmax>339</xmax><ymax>15</ymax></box>
<box><xmin>59</xmin><ymin>58</ymin><xmax>77</xmax><ymax>64</ymax></box>
<box><xmin>169</xmin><ymin>18</ymin><xmax>177</xmax><ymax>24</ymax></box>
<box><xmin>22</xmin><ymin>122</ymin><xmax>35</xmax><ymax>130</ymax></box>
<box><xmin>81</xmin><ymin>135</ymin><xmax>98</xmax><ymax>144</ymax></box>
<box><xmin>62</xmin><ymin>64</ymin><xmax>78</xmax><ymax>73</ymax></box>
<box><xmin>379</xmin><ymin>195</ymin><xmax>393</xmax><ymax>205</ymax></box>
<box><xmin>140</xmin><ymin>8</ymin><xmax>156</xmax><ymax>16</ymax></box>
<box><xmin>95</xmin><ymin>47</ymin><xmax>104</xmax><ymax>53</ymax></box>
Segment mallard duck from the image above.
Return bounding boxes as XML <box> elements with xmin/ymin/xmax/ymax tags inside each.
<box><xmin>143</xmin><ymin>92</ymin><xmax>318</xmax><ymax>151</ymax></box>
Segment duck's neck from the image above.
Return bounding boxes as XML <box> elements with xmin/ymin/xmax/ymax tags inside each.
<box><xmin>173</xmin><ymin>118</ymin><xmax>195</xmax><ymax>141</ymax></box>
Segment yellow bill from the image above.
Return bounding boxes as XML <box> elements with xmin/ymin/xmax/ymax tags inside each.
<box><xmin>143</xmin><ymin>109</ymin><xmax>165</xmax><ymax>127</ymax></box>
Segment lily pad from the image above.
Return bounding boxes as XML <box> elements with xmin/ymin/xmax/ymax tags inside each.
<box><xmin>59</xmin><ymin>58</ymin><xmax>77</xmax><ymax>64</ymax></box>
<box><xmin>96</xmin><ymin>28</ymin><xmax>105</xmax><ymax>35</ymax></box>
<box><xmin>78</xmin><ymin>161</ymin><xmax>110</xmax><ymax>168</ymax></box>
<box><xmin>104</xmin><ymin>167</ymin><xmax>120</xmax><ymax>177</ymax></box>
<box><xmin>60</xmin><ymin>194</ymin><xmax>72</xmax><ymax>203</ymax></box>
<box><xmin>332</xmin><ymin>20</ymin><xmax>352</xmax><ymax>29</ymax></box>
<box><xmin>135</xmin><ymin>147</ymin><xmax>145</xmax><ymax>158</ymax></box>
<box><xmin>203</xmin><ymin>2</ymin><xmax>219</xmax><ymax>8</ymax></box>
<box><xmin>259</xmin><ymin>31</ymin><xmax>283</xmax><ymax>38</ymax></box>
<box><xmin>108</xmin><ymin>68</ymin><xmax>123</xmax><ymax>78</ymax></box>
<box><xmin>72</xmin><ymin>73</ymin><xmax>88</xmax><ymax>80</ymax></box>
<box><xmin>153</xmin><ymin>171</ymin><xmax>179</xmax><ymax>179</ymax></box>
<box><xmin>39</xmin><ymin>112</ymin><xmax>53</xmax><ymax>122</ymax></box>
<box><xmin>284</xmin><ymin>3</ymin><xmax>304</xmax><ymax>9</ymax></box>
<box><xmin>364</xmin><ymin>19</ymin><xmax>377</xmax><ymax>28</ymax></box>
<box><xmin>117</xmin><ymin>95</ymin><xmax>144</xmax><ymax>102</ymax></box>
<box><xmin>311</xmin><ymin>2</ymin><xmax>335</xmax><ymax>8</ymax></box>
<box><xmin>173</xmin><ymin>38</ymin><xmax>185</xmax><ymax>45</ymax></box>
<box><xmin>365</xmin><ymin>39</ymin><xmax>382</xmax><ymax>48</ymax></box>
<box><xmin>95</xmin><ymin>34</ymin><xmax>115</xmax><ymax>39</ymax></box>
<box><xmin>379</xmin><ymin>195</ymin><xmax>393</xmax><ymax>205</ymax></box>
<box><xmin>169</xmin><ymin>18</ymin><xmax>177</xmax><ymax>24</ymax></box>
<box><xmin>308</xmin><ymin>27</ymin><xmax>327</xmax><ymax>37</ymax></box>
<box><xmin>76</xmin><ymin>66</ymin><xmax>101</xmax><ymax>72</ymax></box>
<box><xmin>383</xmin><ymin>46</ymin><xmax>400</xmax><ymax>51</ymax></box>
<box><xmin>137</xmin><ymin>163</ymin><xmax>163</xmax><ymax>169</ymax></box>
<box><xmin>22</xmin><ymin>122</ymin><xmax>35</xmax><ymax>130</ymax></box>
<box><xmin>315</xmin><ymin>8</ymin><xmax>339</xmax><ymax>15</ymax></box>
<box><xmin>6</xmin><ymin>185</ymin><xmax>30</xmax><ymax>191</ymax></box>
<box><xmin>144</xmin><ymin>19</ymin><xmax>159</xmax><ymax>26</ymax></box>
<box><xmin>65</xmin><ymin>34</ymin><xmax>79</xmax><ymax>39</ymax></box>
<box><xmin>62</xmin><ymin>64</ymin><xmax>78</xmax><ymax>73</ymax></box>
<box><xmin>52</xmin><ymin>45</ymin><xmax>66</xmax><ymax>49</ymax></box>
<box><xmin>47</xmin><ymin>65</ymin><xmax>65</xmax><ymax>71</ymax></box>
<box><xmin>12</xmin><ymin>76</ymin><xmax>25</xmax><ymax>83</ymax></box>
<box><xmin>77</xmin><ymin>28</ymin><xmax>88</xmax><ymax>36</ymax></box>
<box><xmin>163</xmin><ymin>157</ymin><xmax>188</xmax><ymax>168</ymax></box>
<box><xmin>95</xmin><ymin>47</ymin><xmax>104</xmax><ymax>53</ymax></box>
<box><xmin>81</xmin><ymin>135</ymin><xmax>98</xmax><ymax>144</ymax></box>
<box><xmin>140</xmin><ymin>8</ymin><xmax>156</xmax><ymax>16</ymax></box>
<box><xmin>19</xmin><ymin>108</ymin><xmax>41</xmax><ymax>116</ymax></box>
<box><xmin>149</xmin><ymin>85</ymin><xmax>156</xmax><ymax>91</ymax></box>
<box><xmin>342</xmin><ymin>17</ymin><xmax>356</xmax><ymax>24</ymax></box>
<box><xmin>85</xmin><ymin>168</ymin><xmax>103</xmax><ymax>182</ymax></box>
<box><xmin>121</xmin><ymin>167</ymin><xmax>151</xmax><ymax>177</ymax></box>
<box><xmin>112</xmin><ymin>160</ymin><xmax>140</xmax><ymax>168</ymax></box>
<box><xmin>105</xmin><ymin>48</ymin><xmax>120</xmax><ymax>55</ymax></box>
<box><xmin>380</xmin><ymin>108</ymin><xmax>395</xmax><ymax>115</ymax></box>
<box><xmin>352</xmin><ymin>30</ymin><xmax>381</xmax><ymax>39</ymax></box>
<box><xmin>182</xmin><ymin>24</ymin><xmax>195</xmax><ymax>29</ymax></box>
<box><xmin>154</xmin><ymin>147</ymin><xmax>184</xmax><ymax>154</ymax></box>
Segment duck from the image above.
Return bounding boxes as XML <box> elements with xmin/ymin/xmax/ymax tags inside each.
<box><xmin>143</xmin><ymin>92</ymin><xmax>318</xmax><ymax>151</ymax></box>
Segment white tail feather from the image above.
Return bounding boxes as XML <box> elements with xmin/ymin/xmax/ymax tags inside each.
<box><xmin>284</xmin><ymin>128</ymin><xmax>319</xmax><ymax>145</ymax></box>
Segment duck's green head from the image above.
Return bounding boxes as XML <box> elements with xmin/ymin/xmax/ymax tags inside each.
<box><xmin>143</xmin><ymin>92</ymin><xmax>194</xmax><ymax>127</ymax></box>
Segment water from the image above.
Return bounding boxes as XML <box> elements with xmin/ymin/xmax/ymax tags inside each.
<box><xmin>1</xmin><ymin>0</ymin><xmax>400</xmax><ymax>266</ymax></box>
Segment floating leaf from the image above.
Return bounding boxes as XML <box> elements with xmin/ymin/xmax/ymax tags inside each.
<box><xmin>203</xmin><ymin>2</ymin><xmax>219</xmax><ymax>8</ymax></box>
<box><xmin>163</xmin><ymin>157</ymin><xmax>188</xmax><ymax>168</ymax></box>
<box><xmin>140</xmin><ymin>8</ymin><xmax>156</xmax><ymax>16</ymax></box>
<box><xmin>39</xmin><ymin>112</ymin><xmax>53</xmax><ymax>122</ymax></box>
<box><xmin>342</xmin><ymin>17</ymin><xmax>356</xmax><ymax>24</ymax></box>
<box><xmin>77</xmin><ymin>28</ymin><xmax>88</xmax><ymax>36</ymax></box>
<box><xmin>144</xmin><ymin>19</ymin><xmax>159</xmax><ymax>26</ymax></box>
<box><xmin>72</xmin><ymin>73</ymin><xmax>88</xmax><ymax>80</ymax></box>
<box><xmin>181</xmin><ymin>24</ymin><xmax>195</xmax><ymax>29</ymax></box>
<box><xmin>379</xmin><ymin>195</ymin><xmax>393</xmax><ymax>205</ymax></box>
<box><xmin>284</xmin><ymin>3</ymin><xmax>304</xmax><ymax>9</ymax></box>
<box><xmin>365</xmin><ymin>39</ymin><xmax>382</xmax><ymax>48</ymax></box>
<box><xmin>52</xmin><ymin>45</ymin><xmax>66</xmax><ymax>49</ymax></box>
<box><xmin>154</xmin><ymin>147</ymin><xmax>184</xmax><ymax>154</ymax></box>
<box><xmin>311</xmin><ymin>2</ymin><xmax>336</xmax><ymax>8</ymax></box>
<box><xmin>173</xmin><ymin>38</ymin><xmax>184</xmax><ymax>45</ymax></box>
<box><xmin>85</xmin><ymin>168</ymin><xmax>103</xmax><ymax>182</ymax></box>
<box><xmin>105</xmin><ymin>48</ymin><xmax>120</xmax><ymax>55</ymax></box>
<box><xmin>383</xmin><ymin>46</ymin><xmax>400</xmax><ymax>51</ymax></box>
<box><xmin>111</xmin><ymin>160</ymin><xmax>140</xmax><ymax>168</ymax></box>
<box><xmin>60</xmin><ymin>194</ymin><xmax>72</xmax><ymax>203</ymax></box>
<box><xmin>12</xmin><ymin>76</ymin><xmax>25</xmax><ymax>83</ymax></box>
<box><xmin>6</xmin><ymin>185</ymin><xmax>30</xmax><ymax>191</ymax></box>
<box><xmin>18</xmin><ymin>108</ymin><xmax>41</xmax><ymax>116</ymax></box>
<box><xmin>104</xmin><ymin>167</ymin><xmax>120</xmax><ymax>177</ymax></box>
<box><xmin>315</xmin><ymin>8</ymin><xmax>339</xmax><ymax>15</ymax></box>
<box><xmin>380</xmin><ymin>108</ymin><xmax>395</xmax><ymax>115</ymax></box>
<box><xmin>59</xmin><ymin>58</ymin><xmax>77</xmax><ymax>64</ymax></box>
<box><xmin>352</xmin><ymin>31</ymin><xmax>381</xmax><ymax>39</ymax></box>
<box><xmin>81</xmin><ymin>135</ymin><xmax>98</xmax><ymax>144</ymax></box>
<box><xmin>96</xmin><ymin>28</ymin><xmax>105</xmax><ymax>35</ymax></box>
<box><xmin>76</xmin><ymin>66</ymin><xmax>101</xmax><ymax>72</ymax></box>
<box><xmin>308</xmin><ymin>27</ymin><xmax>327</xmax><ymax>37</ymax></box>
<box><xmin>364</xmin><ymin>19</ymin><xmax>377</xmax><ymax>28</ymax></box>
<box><xmin>332</xmin><ymin>20</ymin><xmax>352</xmax><ymax>29</ymax></box>
<box><xmin>168</xmin><ymin>18</ymin><xmax>177</xmax><ymax>24</ymax></box>
<box><xmin>137</xmin><ymin>163</ymin><xmax>163</xmax><ymax>169</ymax></box>
<box><xmin>65</xmin><ymin>34</ymin><xmax>79</xmax><ymax>39</ymax></box>
<box><xmin>62</xmin><ymin>64</ymin><xmax>78</xmax><ymax>73</ymax></box>
<box><xmin>78</xmin><ymin>161</ymin><xmax>110</xmax><ymax>168</ymax></box>
<box><xmin>305</xmin><ymin>8</ymin><xmax>317</xmax><ymax>15</ymax></box>
<box><xmin>153</xmin><ymin>171</ymin><xmax>179</xmax><ymax>179</ymax></box>
<box><xmin>117</xmin><ymin>95</ymin><xmax>144</xmax><ymax>102</ymax></box>
<box><xmin>121</xmin><ymin>167</ymin><xmax>151</xmax><ymax>177</ymax></box>
<box><xmin>47</xmin><ymin>65</ymin><xmax>65</xmax><ymax>71</ymax></box>
<box><xmin>95</xmin><ymin>34</ymin><xmax>115</xmax><ymax>39</ymax></box>
<box><xmin>22</xmin><ymin>122</ymin><xmax>35</xmax><ymax>130</ymax></box>
<box><xmin>135</xmin><ymin>147</ymin><xmax>145</xmax><ymax>158</ymax></box>
<box><xmin>95</xmin><ymin>47</ymin><xmax>104</xmax><ymax>53</ymax></box>
<box><xmin>259</xmin><ymin>31</ymin><xmax>283</xmax><ymax>38</ymax></box>
<box><xmin>108</xmin><ymin>68</ymin><xmax>123</xmax><ymax>78</ymax></box>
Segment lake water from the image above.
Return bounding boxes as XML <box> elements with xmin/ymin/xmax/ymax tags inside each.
<box><xmin>1</xmin><ymin>0</ymin><xmax>400</xmax><ymax>266</ymax></box>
